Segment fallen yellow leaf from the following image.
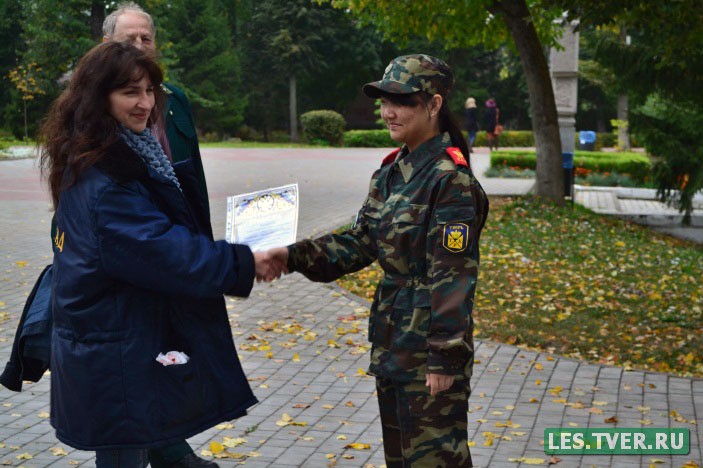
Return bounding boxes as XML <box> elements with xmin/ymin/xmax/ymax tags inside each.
<box><xmin>344</xmin><ymin>443</ymin><xmax>370</xmax><ymax>450</ymax></box>
<box><xmin>509</xmin><ymin>457</ymin><xmax>546</xmax><ymax>465</ymax></box>
<box><xmin>222</xmin><ymin>437</ymin><xmax>246</xmax><ymax>448</ymax></box>
<box><xmin>209</xmin><ymin>441</ymin><xmax>224</xmax><ymax>454</ymax></box>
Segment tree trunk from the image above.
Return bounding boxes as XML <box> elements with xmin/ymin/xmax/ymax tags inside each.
<box><xmin>492</xmin><ymin>0</ymin><xmax>564</xmax><ymax>204</ymax></box>
<box><xmin>91</xmin><ymin>1</ymin><xmax>105</xmax><ymax>41</ymax></box>
<box><xmin>617</xmin><ymin>94</ymin><xmax>630</xmax><ymax>150</ymax></box>
<box><xmin>289</xmin><ymin>72</ymin><xmax>299</xmax><ymax>142</ymax></box>
<box><xmin>23</xmin><ymin>99</ymin><xmax>28</xmax><ymax>141</ymax></box>
<box><xmin>617</xmin><ymin>25</ymin><xmax>630</xmax><ymax>150</ymax></box>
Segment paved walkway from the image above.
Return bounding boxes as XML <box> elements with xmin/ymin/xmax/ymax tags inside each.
<box><xmin>0</xmin><ymin>149</ymin><xmax>700</xmax><ymax>467</ymax></box>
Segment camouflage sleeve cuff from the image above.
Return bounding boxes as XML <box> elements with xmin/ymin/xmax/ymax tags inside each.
<box><xmin>427</xmin><ymin>350</ymin><xmax>465</xmax><ymax>376</ymax></box>
<box><xmin>286</xmin><ymin>244</ymin><xmax>299</xmax><ymax>272</ymax></box>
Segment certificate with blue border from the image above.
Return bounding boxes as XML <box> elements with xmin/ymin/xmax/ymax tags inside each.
<box><xmin>226</xmin><ymin>183</ymin><xmax>298</xmax><ymax>251</ymax></box>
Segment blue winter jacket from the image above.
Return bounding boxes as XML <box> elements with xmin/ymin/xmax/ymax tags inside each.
<box><xmin>50</xmin><ymin>139</ymin><xmax>257</xmax><ymax>450</ymax></box>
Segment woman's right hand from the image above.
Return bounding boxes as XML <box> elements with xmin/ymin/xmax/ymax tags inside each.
<box><xmin>253</xmin><ymin>250</ymin><xmax>288</xmax><ymax>282</ymax></box>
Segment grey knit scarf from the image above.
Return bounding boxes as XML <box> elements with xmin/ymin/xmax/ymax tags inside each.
<box><xmin>119</xmin><ymin>125</ymin><xmax>182</xmax><ymax>191</ymax></box>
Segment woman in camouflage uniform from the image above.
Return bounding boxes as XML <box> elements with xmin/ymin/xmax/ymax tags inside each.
<box><xmin>270</xmin><ymin>54</ymin><xmax>488</xmax><ymax>467</ymax></box>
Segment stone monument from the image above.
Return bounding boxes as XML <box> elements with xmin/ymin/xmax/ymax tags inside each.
<box><xmin>549</xmin><ymin>20</ymin><xmax>580</xmax><ymax>155</ymax></box>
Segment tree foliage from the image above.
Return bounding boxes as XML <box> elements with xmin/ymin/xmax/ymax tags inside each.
<box><xmin>163</xmin><ymin>0</ymin><xmax>245</xmax><ymax>136</ymax></box>
<box><xmin>325</xmin><ymin>0</ymin><xmax>568</xmax><ymax>202</ymax></box>
<box><xmin>240</xmin><ymin>0</ymin><xmax>387</xmax><ymax>140</ymax></box>
<box><xmin>634</xmin><ymin>95</ymin><xmax>703</xmax><ymax>224</ymax></box>
<box><xmin>0</xmin><ymin>0</ymin><xmax>26</xmax><ymax>126</ymax></box>
<box><xmin>327</xmin><ymin>0</ymin><xmax>564</xmax><ymax>50</ymax></box>
<box><xmin>557</xmin><ymin>0</ymin><xmax>703</xmax><ymax>221</ymax></box>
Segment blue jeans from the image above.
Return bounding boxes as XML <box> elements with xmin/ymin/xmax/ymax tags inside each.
<box><xmin>467</xmin><ymin>131</ymin><xmax>476</xmax><ymax>150</ymax></box>
<box><xmin>95</xmin><ymin>448</ymin><xmax>149</xmax><ymax>468</ymax></box>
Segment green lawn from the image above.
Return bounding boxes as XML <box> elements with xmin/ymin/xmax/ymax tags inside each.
<box><xmin>0</xmin><ymin>138</ymin><xmax>31</xmax><ymax>150</ymax></box>
<box><xmin>336</xmin><ymin>197</ymin><xmax>703</xmax><ymax>377</ymax></box>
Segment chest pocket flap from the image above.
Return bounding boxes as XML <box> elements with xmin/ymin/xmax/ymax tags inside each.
<box><xmin>391</xmin><ymin>203</ymin><xmax>428</xmax><ymax>225</ymax></box>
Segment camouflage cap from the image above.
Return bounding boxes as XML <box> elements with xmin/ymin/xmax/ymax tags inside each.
<box><xmin>363</xmin><ymin>54</ymin><xmax>453</xmax><ymax>99</ymax></box>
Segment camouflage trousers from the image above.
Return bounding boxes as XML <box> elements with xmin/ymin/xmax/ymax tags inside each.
<box><xmin>376</xmin><ymin>378</ymin><xmax>472</xmax><ymax>467</ymax></box>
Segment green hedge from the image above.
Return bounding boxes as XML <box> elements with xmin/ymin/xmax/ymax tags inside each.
<box><xmin>342</xmin><ymin>129</ymin><xmax>626</xmax><ymax>149</ymax></box>
<box><xmin>491</xmin><ymin>150</ymin><xmax>652</xmax><ymax>181</ymax></box>
<box><xmin>300</xmin><ymin>110</ymin><xmax>346</xmax><ymax>146</ymax></box>
<box><xmin>343</xmin><ymin>129</ymin><xmax>395</xmax><ymax>147</ymax></box>
<box><xmin>343</xmin><ymin>129</ymin><xmax>537</xmax><ymax>148</ymax></box>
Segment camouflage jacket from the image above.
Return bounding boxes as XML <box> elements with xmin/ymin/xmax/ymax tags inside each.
<box><xmin>288</xmin><ymin>133</ymin><xmax>488</xmax><ymax>383</ymax></box>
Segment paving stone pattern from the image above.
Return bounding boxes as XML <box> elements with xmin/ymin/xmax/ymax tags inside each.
<box><xmin>0</xmin><ymin>149</ymin><xmax>700</xmax><ymax>467</ymax></box>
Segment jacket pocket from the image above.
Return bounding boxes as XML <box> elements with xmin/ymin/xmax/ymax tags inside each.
<box><xmin>391</xmin><ymin>287</ymin><xmax>431</xmax><ymax>350</ymax></box>
<box><xmin>157</xmin><ymin>360</ymin><xmax>207</xmax><ymax>428</ymax></box>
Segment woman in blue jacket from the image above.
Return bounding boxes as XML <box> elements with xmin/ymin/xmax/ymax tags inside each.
<box><xmin>39</xmin><ymin>42</ymin><xmax>277</xmax><ymax>467</ymax></box>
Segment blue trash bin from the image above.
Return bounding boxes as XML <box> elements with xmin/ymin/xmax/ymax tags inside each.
<box><xmin>562</xmin><ymin>152</ymin><xmax>574</xmax><ymax>199</ymax></box>
<box><xmin>578</xmin><ymin>131</ymin><xmax>596</xmax><ymax>151</ymax></box>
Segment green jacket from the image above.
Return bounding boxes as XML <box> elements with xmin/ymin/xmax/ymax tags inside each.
<box><xmin>288</xmin><ymin>133</ymin><xmax>488</xmax><ymax>383</ymax></box>
<box><xmin>162</xmin><ymin>83</ymin><xmax>209</xmax><ymax>212</ymax></box>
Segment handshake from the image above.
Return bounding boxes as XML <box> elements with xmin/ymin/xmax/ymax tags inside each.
<box><xmin>253</xmin><ymin>247</ymin><xmax>290</xmax><ymax>283</ymax></box>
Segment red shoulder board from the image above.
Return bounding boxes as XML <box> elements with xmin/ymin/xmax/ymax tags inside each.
<box><xmin>381</xmin><ymin>148</ymin><xmax>401</xmax><ymax>166</ymax></box>
<box><xmin>446</xmin><ymin>147</ymin><xmax>468</xmax><ymax>167</ymax></box>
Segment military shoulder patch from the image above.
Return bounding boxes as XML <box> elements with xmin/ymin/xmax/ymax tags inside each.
<box><xmin>381</xmin><ymin>148</ymin><xmax>401</xmax><ymax>166</ymax></box>
<box><xmin>446</xmin><ymin>147</ymin><xmax>468</xmax><ymax>167</ymax></box>
<box><xmin>442</xmin><ymin>223</ymin><xmax>469</xmax><ymax>253</ymax></box>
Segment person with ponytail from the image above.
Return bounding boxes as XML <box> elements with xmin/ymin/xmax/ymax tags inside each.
<box><xmin>268</xmin><ymin>54</ymin><xmax>488</xmax><ymax>467</ymax></box>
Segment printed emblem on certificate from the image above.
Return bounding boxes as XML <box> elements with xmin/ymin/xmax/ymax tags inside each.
<box><xmin>225</xmin><ymin>183</ymin><xmax>298</xmax><ymax>251</ymax></box>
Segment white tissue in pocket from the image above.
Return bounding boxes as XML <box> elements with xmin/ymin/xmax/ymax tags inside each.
<box><xmin>156</xmin><ymin>351</ymin><xmax>190</xmax><ymax>366</ymax></box>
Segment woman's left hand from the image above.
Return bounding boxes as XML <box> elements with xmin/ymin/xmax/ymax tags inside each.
<box><xmin>425</xmin><ymin>373</ymin><xmax>455</xmax><ymax>396</ymax></box>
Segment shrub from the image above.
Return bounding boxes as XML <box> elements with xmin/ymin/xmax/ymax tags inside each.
<box><xmin>343</xmin><ymin>129</ymin><xmax>395</xmax><ymax>147</ymax></box>
<box><xmin>576</xmin><ymin>171</ymin><xmax>653</xmax><ymax>188</ymax></box>
<box><xmin>236</xmin><ymin>125</ymin><xmax>263</xmax><ymax>142</ymax></box>
<box><xmin>201</xmin><ymin>132</ymin><xmax>220</xmax><ymax>143</ymax></box>
<box><xmin>491</xmin><ymin>150</ymin><xmax>652</xmax><ymax>181</ymax></box>
<box><xmin>469</xmin><ymin>130</ymin><xmax>534</xmax><ymax>148</ymax></box>
<box><xmin>484</xmin><ymin>166</ymin><xmax>536</xmax><ymax>178</ymax></box>
<box><xmin>300</xmin><ymin>110</ymin><xmax>346</xmax><ymax>146</ymax></box>
<box><xmin>343</xmin><ymin>129</ymin><xmax>536</xmax><ymax>148</ymax></box>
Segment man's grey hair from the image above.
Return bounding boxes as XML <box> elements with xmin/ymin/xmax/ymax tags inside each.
<box><xmin>102</xmin><ymin>2</ymin><xmax>156</xmax><ymax>38</ymax></box>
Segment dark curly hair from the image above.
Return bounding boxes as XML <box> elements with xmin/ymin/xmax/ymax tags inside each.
<box><xmin>39</xmin><ymin>41</ymin><xmax>164</xmax><ymax>207</ymax></box>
